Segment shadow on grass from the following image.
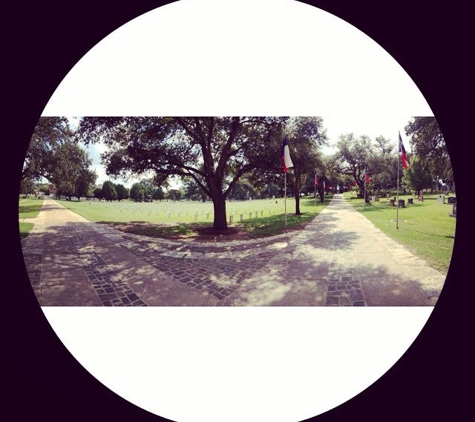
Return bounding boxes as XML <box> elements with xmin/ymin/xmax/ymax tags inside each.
<box><xmin>100</xmin><ymin>221</ymin><xmax>214</xmax><ymax>240</ymax></box>
<box><xmin>18</xmin><ymin>204</ymin><xmax>43</xmax><ymax>215</ymax></box>
<box><xmin>98</xmin><ymin>208</ymin><xmax>322</xmax><ymax>240</ymax></box>
<box><xmin>238</xmin><ymin>212</ymin><xmax>317</xmax><ymax>237</ymax></box>
<box><xmin>349</xmin><ymin>201</ymin><xmax>425</xmax><ymax>214</ymax></box>
<box><xmin>19</xmin><ymin>222</ymin><xmax>34</xmax><ymax>239</ymax></box>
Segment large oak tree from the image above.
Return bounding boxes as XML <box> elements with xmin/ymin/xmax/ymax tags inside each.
<box><xmin>76</xmin><ymin>117</ymin><xmax>287</xmax><ymax>230</ymax></box>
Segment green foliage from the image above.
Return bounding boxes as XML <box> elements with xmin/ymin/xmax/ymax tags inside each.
<box><xmin>183</xmin><ymin>178</ymin><xmax>207</xmax><ymax>201</ymax></box>
<box><xmin>75</xmin><ymin>117</ymin><xmax>288</xmax><ymax>230</ymax></box>
<box><xmin>130</xmin><ymin>182</ymin><xmax>145</xmax><ymax>202</ymax></box>
<box><xmin>74</xmin><ymin>169</ymin><xmax>97</xmax><ymax>199</ymax></box>
<box><xmin>23</xmin><ymin>117</ymin><xmax>72</xmax><ymax>181</ymax></box>
<box><xmin>405</xmin><ymin>117</ymin><xmax>453</xmax><ymax>189</ymax></box>
<box><xmin>115</xmin><ymin>184</ymin><xmax>129</xmax><ymax>201</ymax></box>
<box><xmin>167</xmin><ymin>189</ymin><xmax>182</xmax><ymax>201</ymax></box>
<box><xmin>46</xmin><ymin>141</ymin><xmax>95</xmax><ymax>199</ymax></box>
<box><xmin>332</xmin><ymin>133</ymin><xmax>397</xmax><ymax>197</ymax></box>
<box><xmin>102</xmin><ymin>181</ymin><xmax>117</xmax><ymax>201</ymax></box>
<box><xmin>20</xmin><ymin>177</ymin><xmax>35</xmax><ymax>195</ymax></box>
<box><xmin>93</xmin><ymin>187</ymin><xmax>103</xmax><ymax>200</ymax></box>
<box><xmin>228</xmin><ymin>180</ymin><xmax>256</xmax><ymax>200</ymax></box>
<box><xmin>153</xmin><ymin>187</ymin><xmax>165</xmax><ymax>201</ymax></box>
<box><xmin>282</xmin><ymin>117</ymin><xmax>328</xmax><ymax>214</ymax></box>
<box><xmin>402</xmin><ymin>155</ymin><xmax>433</xmax><ymax>194</ymax></box>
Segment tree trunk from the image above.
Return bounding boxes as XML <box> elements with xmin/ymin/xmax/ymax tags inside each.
<box><xmin>212</xmin><ymin>195</ymin><xmax>228</xmax><ymax>230</ymax></box>
<box><xmin>294</xmin><ymin>192</ymin><xmax>301</xmax><ymax>215</ymax></box>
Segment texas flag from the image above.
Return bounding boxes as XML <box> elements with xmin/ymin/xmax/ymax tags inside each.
<box><xmin>314</xmin><ymin>173</ymin><xmax>319</xmax><ymax>185</ymax></box>
<box><xmin>364</xmin><ymin>168</ymin><xmax>370</xmax><ymax>183</ymax></box>
<box><xmin>399</xmin><ymin>132</ymin><xmax>409</xmax><ymax>170</ymax></box>
<box><xmin>281</xmin><ymin>137</ymin><xmax>294</xmax><ymax>173</ymax></box>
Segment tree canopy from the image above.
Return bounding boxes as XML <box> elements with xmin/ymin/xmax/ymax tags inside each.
<box><xmin>23</xmin><ymin>117</ymin><xmax>96</xmax><ymax>199</ymax></box>
<box><xmin>76</xmin><ymin>117</ymin><xmax>288</xmax><ymax>230</ymax></box>
<box><xmin>281</xmin><ymin>117</ymin><xmax>327</xmax><ymax>213</ymax></box>
<box><xmin>23</xmin><ymin>117</ymin><xmax>71</xmax><ymax>181</ymax></box>
<box><xmin>331</xmin><ymin>133</ymin><xmax>396</xmax><ymax>197</ymax></box>
<box><xmin>405</xmin><ymin>117</ymin><xmax>453</xmax><ymax>190</ymax></box>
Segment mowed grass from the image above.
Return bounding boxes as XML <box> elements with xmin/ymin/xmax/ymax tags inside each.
<box><xmin>19</xmin><ymin>198</ymin><xmax>44</xmax><ymax>218</ymax></box>
<box><xmin>19</xmin><ymin>198</ymin><xmax>44</xmax><ymax>238</ymax></box>
<box><xmin>56</xmin><ymin>196</ymin><xmax>333</xmax><ymax>239</ymax></box>
<box><xmin>343</xmin><ymin>192</ymin><xmax>456</xmax><ymax>273</ymax></box>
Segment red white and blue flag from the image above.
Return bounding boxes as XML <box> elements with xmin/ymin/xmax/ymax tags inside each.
<box><xmin>281</xmin><ymin>137</ymin><xmax>294</xmax><ymax>173</ymax></box>
<box><xmin>399</xmin><ymin>132</ymin><xmax>409</xmax><ymax>170</ymax></box>
<box><xmin>364</xmin><ymin>168</ymin><xmax>370</xmax><ymax>183</ymax></box>
<box><xmin>314</xmin><ymin>173</ymin><xmax>319</xmax><ymax>185</ymax></box>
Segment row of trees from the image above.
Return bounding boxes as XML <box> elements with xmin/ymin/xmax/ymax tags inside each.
<box><xmin>22</xmin><ymin>116</ymin><xmax>453</xmax><ymax>231</ymax></box>
<box><xmin>322</xmin><ymin>117</ymin><xmax>454</xmax><ymax>198</ymax></box>
<box><xmin>96</xmin><ymin>180</ymin><xmax>166</xmax><ymax>202</ymax></box>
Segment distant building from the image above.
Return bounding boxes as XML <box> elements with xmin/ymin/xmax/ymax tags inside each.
<box><xmin>49</xmin><ymin>184</ymin><xmax>57</xmax><ymax>196</ymax></box>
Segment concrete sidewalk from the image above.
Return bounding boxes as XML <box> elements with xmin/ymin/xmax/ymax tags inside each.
<box><xmin>21</xmin><ymin>195</ymin><xmax>446</xmax><ymax>306</ymax></box>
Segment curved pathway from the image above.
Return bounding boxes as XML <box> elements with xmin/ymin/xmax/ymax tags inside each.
<box><xmin>21</xmin><ymin>195</ymin><xmax>446</xmax><ymax>306</ymax></box>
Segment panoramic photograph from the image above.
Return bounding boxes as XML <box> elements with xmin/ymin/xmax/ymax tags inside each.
<box><xmin>19</xmin><ymin>116</ymin><xmax>455</xmax><ymax>306</ymax></box>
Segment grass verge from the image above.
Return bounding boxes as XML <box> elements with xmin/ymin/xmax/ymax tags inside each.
<box><xmin>19</xmin><ymin>222</ymin><xmax>34</xmax><ymax>239</ymax></box>
<box><xmin>19</xmin><ymin>198</ymin><xmax>44</xmax><ymax>218</ymax></box>
<box><xmin>58</xmin><ymin>196</ymin><xmax>333</xmax><ymax>241</ymax></box>
<box><xmin>343</xmin><ymin>192</ymin><xmax>456</xmax><ymax>273</ymax></box>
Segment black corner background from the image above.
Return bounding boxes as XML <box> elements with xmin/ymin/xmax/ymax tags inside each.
<box><xmin>3</xmin><ymin>0</ymin><xmax>471</xmax><ymax>421</ymax></box>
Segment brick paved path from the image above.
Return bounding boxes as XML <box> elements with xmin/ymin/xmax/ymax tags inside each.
<box><xmin>21</xmin><ymin>196</ymin><xmax>446</xmax><ymax>306</ymax></box>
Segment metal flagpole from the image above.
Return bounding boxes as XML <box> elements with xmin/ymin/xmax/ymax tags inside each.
<box><xmin>284</xmin><ymin>171</ymin><xmax>287</xmax><ymax>230</ymax></box>
<box><xmin>314</xmin><ymin>171</ymin><xmax>317</xmax><ymax>208</ymax></box>
<box><xmin>363</xmin><ymin>168</ymin><xmax>366</xmax><ymax>204</ymax></box>
<box><xmin>396</xmin><ymin>133</ymin><xmax>400</xmax><ymax>229</ymax></box>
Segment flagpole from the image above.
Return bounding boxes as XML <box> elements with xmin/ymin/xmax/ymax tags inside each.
<box><xmin>284</xmin><ymin>171</ymin><xmax>287</xmax><ymax>230</ymax></box>
<box><xmin>363</xmin><ymin>168</ymin><xmax>366</xmax><ymax>204</ymax></box>
<box><xmin>396</xmin><ymin>133</ymin><xmax>400</xmax><ymax>229</ymax></box>
<box><xmin>314</xmin><ymin>170</ymin><xmax>317</xmax><ymax>208</ymax></box>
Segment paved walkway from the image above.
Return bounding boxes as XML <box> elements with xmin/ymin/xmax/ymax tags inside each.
<box><xmin>21</xmin><ymin>195</ymin><xmax>446</xmax><ymax>306</ymax></box>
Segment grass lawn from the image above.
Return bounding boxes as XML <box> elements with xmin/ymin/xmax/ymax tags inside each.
<box><xmin>343</xmin><ymin>192</ymin><xmax>456</xmax><ymax>273</ymax></box>
<box><xmin>56</xmin><ymin>195</ymin><xmax>333</xmax><ymax>240</ymax></box>
<box><xmin>19</xmin><ymin>222</ymin><xmax>34</xmax><ymax>239</ymax></box>
<box><xmin>19</xmin><ymin>198</ymin><xmax>44</xmax><ymax>239</ymax></box>
<box><xmin>19</xmin><ymin>198</ymin><xmax>44</xmax><ymax>218</ymax></box>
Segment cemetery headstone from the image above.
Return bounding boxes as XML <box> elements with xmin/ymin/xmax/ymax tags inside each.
<box><xmin>450</xmin><ymin>203</ymin><xmax>457</xmax><ymax>218</ymax></box>
<box><xmin>437</xmin><ymin>194</ymin><xmax>445</xmax><ymax>204</ymax></box>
